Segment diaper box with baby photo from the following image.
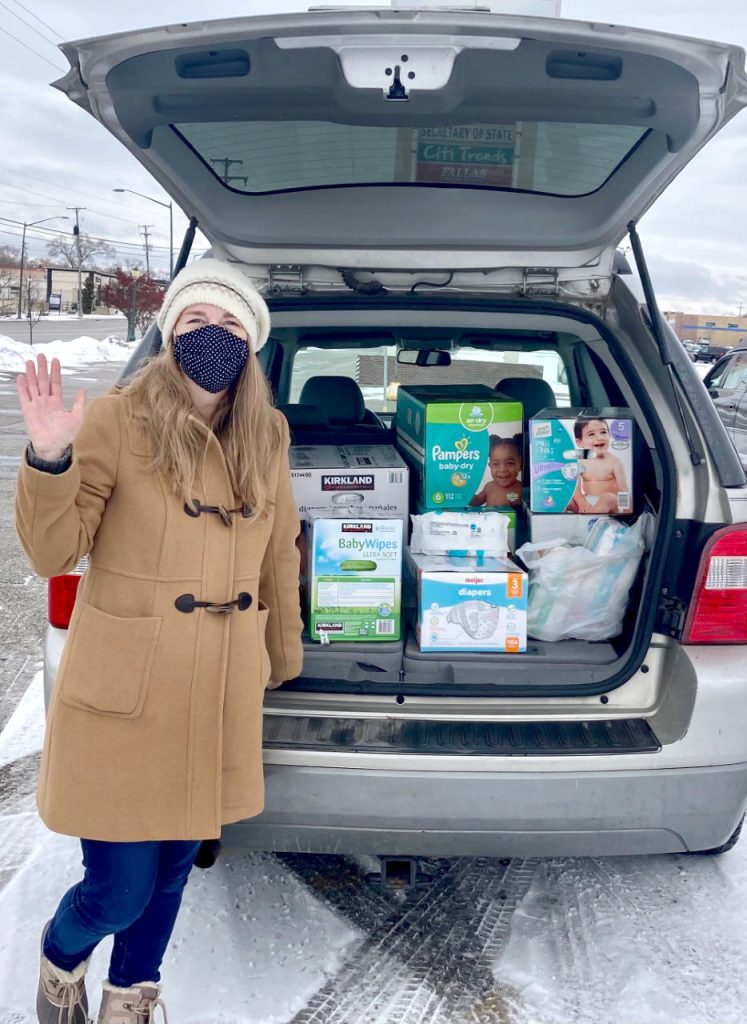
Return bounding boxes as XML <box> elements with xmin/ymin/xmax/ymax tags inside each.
<box><xmin>405</xmin><ymin>550</ymin><xmax>527</xmax><ymax>653</ymax></box>
<box><xmin>395</xmin><ymin>385</ymin><xmax>523</xmax><ymax>511</ymax></box>
<box><xmin>529</xmin><ymin>408</ymin><xmax>634</xmax><ymax>515</ymax></box>
<box><xmin>308</xmin><ymin>516</ymin><xmax>403</xmax><ymax>643</ymax></box>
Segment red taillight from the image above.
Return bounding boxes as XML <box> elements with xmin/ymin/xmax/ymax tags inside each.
<box><xmin>682</xmin><ymin>526</ymin><xmax>747</xmax><ymax>643</ymax></box>
<box><xmin>48</xmin><ymin>574</ymin><xmax>82</xmax><ymax>629</ymax></box>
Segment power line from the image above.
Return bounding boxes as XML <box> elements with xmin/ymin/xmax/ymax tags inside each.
<box><xmin>0</xmin><ymin>165</ymin><xmax>169</xmax><ymax>219</ymax></box>
<box><xmin>0</xmin><ymin>216</ymin><xmax>177</xmax><ymax>255</ymax></box>
<box><xmin>0</xmin><ymin>219</ymin><xmax>208</xmax><ymax>260</ymax></box>
<box><xmin>0</xmin><ymin>200</ymin><xmax>59</xmax><ymax>209</ymax></box>
<box><xmin>0</xmin><ymin>174</ymin><xmax>145</xmax><ymax>226</ymax></box>
<box><xmin>0</xmin><ymin>23</ymin><xmax>65</xmax><ymax>72</ymax></box>
<box><xmin>0</xmin><ymin>226</ymin><xmax>194</xmax><ymax>267</ymax></box>
<box><xmin>0</xmin><ymin>0</ymin><xmax>60</xmax><ymax>50</ymax></box>
<box><xmin>8</xmin><ymin>0</ymin><xmax>64</xmax><ymax>40</ymax></box>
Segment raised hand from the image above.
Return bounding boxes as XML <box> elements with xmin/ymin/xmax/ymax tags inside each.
<box><xmin>16</xmin><ymin>354</ymin><xmax>86</xmax><ymax>461</ymax></box>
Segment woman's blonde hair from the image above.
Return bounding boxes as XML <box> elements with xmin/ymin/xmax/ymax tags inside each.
<box><xmin>121</xmin><ymin>344</ymin><xmax>281</xmax><ymax>520</ymax></box>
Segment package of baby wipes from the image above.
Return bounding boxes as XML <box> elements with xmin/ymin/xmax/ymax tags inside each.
<box><xmin>308</xmin><ymin>517</ymin><xmax>403</xmax><ymax>642</ymax></box>
<box><xmin>410</xmin><ymin>510</ymin><xmax>511</xmax><ymax>557</ymax></box>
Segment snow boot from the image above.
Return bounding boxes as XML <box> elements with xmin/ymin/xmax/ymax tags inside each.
<box><xmin>97</xmin><ymin>981</ymin><xmax>168</xmax><ymax>1023</ymax></box>
<box><xmin>36</xmin><ymin>922</ymin><xmax>89</xmax><ymax>1024</ymax></box>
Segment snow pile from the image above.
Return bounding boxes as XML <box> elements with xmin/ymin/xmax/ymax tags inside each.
<box><xmin>0</xmin><ymin>334</ymin><xmax>135</xmax><ymax>374</ymax></box>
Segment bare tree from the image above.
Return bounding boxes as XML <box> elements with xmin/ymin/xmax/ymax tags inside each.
<box><xmin>0</xmin><ymin>244</ymin><xmax>21</xmax><ymax>267</ymax></box>
<box><xmin>24</xmin><ymin>278</ymin><xmax>44</xmax><ymax>345</ymax></box>
<box><xmin>0</xmin><ymin>265</ymin><xmax>16</xmax><ymax>315</ymax></box>
<box><xmin>46</xmin><ymin>233</ymin><xmax>116</xmax><ymax>269</ymax></box>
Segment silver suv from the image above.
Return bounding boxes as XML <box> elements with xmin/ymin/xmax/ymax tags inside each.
<box><xmin>44</xmin><ymin>8</ymin><xmax>747</xmax><ymax>856</ymax></box>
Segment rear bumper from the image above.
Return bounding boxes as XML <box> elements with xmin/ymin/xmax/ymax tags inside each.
<box><xmin>223</xmin><ymin>761</ymin><xmax>747</xmax><ymax>857</ymax></box>
<box><xmin>45</xmin><ymin>625</ymin><xmax>747</xmax><ymax>854</ymax></box>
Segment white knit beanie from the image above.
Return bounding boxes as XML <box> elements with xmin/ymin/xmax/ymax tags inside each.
<box><xmin>157</xmin><ymin>258</ymin><xmax>270</xmax><ymax>352</ymax></box>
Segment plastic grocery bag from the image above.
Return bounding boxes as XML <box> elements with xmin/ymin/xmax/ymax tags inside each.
<box><xmin>515</xmin><ymin>515</ymin><xmax>651</xmax><ymax>642</ymax></box>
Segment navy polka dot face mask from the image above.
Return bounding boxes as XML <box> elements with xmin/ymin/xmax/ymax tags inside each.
<box><xmin>173</xmin><ymin>324</ymin><xmax>249</xmax><ymax>394</ymax></box>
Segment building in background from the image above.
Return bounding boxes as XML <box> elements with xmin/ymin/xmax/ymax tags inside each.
<box><xmin>45</xmin><ymin>267</ymin><xmax>118</xmax><ymax>313</ymax></box>
<box><xmin>664</xmin><ymin>311</ymin><xmax>747</xmax><ymax>349</ymax></box>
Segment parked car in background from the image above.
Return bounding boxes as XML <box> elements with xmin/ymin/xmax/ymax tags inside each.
<box><xmin>704</xmin><ymin>346</ymin><xmax>747</xmax><ymax>468</ymax></box>
<box><xmin>39</xmin><ymin>8</ymin><xmax>747</xmax><ymax>858</ymax></box>
<box><xmin>695</xmin><ymin>340</ymin><xmax>730</xmax><ymax>363</ymax></box>
<box><xmin>682</xmin><ymin>340</ymin><xmax>700</xmax><ymax>361</ymax></box>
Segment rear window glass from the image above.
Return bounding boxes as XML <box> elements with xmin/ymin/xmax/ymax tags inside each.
<box><xmin>290</xmin><ymin>346</ymin><xmax>568</xmax><ymax>414</ymax></box>
<box><xmin>175</xmin><ymin>121</ymin><xmax>645</xmax><ymax>196</ymax></box>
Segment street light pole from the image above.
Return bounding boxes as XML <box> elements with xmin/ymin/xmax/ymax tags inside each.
<box><xmin>113</xmin><ymin>188</ymin><xmax>174</xmax><ymax>279</ymax></box>
<box><xmin>17</xmin><ymin>215</ymin><xmax>69</xmax><ymax>319</ymax></box>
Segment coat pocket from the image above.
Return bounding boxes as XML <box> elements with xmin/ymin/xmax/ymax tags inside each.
<box><xmin>258</xmin><ymin>600</ymin><xmax>271</xmax><ymax>688</ymax></box>
<box><xmin>59</xmin><ymin>603</ymin><xmax>162</xmax><ymax>718</ymax></box>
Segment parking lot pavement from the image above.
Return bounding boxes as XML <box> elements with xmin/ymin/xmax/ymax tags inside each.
<box><xmin>0</xmin><ymin>317</ymin><xmax>128</xmax><ymax>346</ymax></box>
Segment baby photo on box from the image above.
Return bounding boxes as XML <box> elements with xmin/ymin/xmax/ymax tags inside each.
<box><xmin>530</xmin><ymin>408</ymin><xmax>634</xmax><ymax>515</ymax></box>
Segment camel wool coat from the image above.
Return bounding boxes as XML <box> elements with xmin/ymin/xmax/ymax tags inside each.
<box><xmin>15</xmin><ymin>391</ymin><xmax>303</xmax><ymax>842</ymax></box>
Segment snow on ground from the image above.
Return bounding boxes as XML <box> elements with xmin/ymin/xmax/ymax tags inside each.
<box><xmin>0</xmin><ymin>315</ymin><xmax>126</xmax><ymax>322</ymax></box>
<box><xmin>0</xmin><ymin>670</ymin><xmax>44</xmax><ymax>771</ymax></box>
<box><xmin>0</xmin><ymin>334</ymin><xmax>136</xmax><ymax>374</ymax></box>
<box><xmin>0</xmin><ymin>675</ymin><xmax>358</xmax><ymax>1024</ymax></box>
<box><xmin>495</xmin><ymin>850</ymin><xmax>747</xmax><ymax>1024</ymax></box>
<box><xmin>0</xmin><ymin>836</ymin><xmax>359</xmax><ymax>1024</ymax></box>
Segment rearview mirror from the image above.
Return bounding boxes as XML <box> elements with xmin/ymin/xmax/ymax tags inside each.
<box><xmin>397</xmin><ymin>349</ymin><xmax>451</xmax><ymax>367</ymax></box>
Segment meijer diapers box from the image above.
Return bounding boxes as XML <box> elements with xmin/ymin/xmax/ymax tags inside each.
<box><xmin>290</xmin><ymin>445</ymin><xmax>409</xmax><ymax>521</ymax></box>
<box><xmin>309</xmin><ymin>517</ymin><xmax>403</xmax><ymax>643</ymax></box>
<box><xmin>396</xmin><ymin>385</ymin><xmax>523</xmax><ymax>510</ymax></box>
<box><xmin>406</xmin><ymin>550</ymin><xmax>527</xmax><ymax>653</ymax></box>
<box><xmin>529</xmin><ymin>408</ymin><xmax>634</xmax><ymax>514</ymax></box>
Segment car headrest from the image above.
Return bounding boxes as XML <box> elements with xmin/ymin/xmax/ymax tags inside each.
<box><xmin>299</xmin><ymin>375</ymin><xmax>366</xmax><ymax>425</ymax></box>
<box><xmin>276</xmin><ymin>403</ymin><xmax>329</xmax><ymax>429</ymax></box>
<box><xmin>495</xmin><ymin>377</ymin><xmax>557</xmax><ymax>421</ymax></box>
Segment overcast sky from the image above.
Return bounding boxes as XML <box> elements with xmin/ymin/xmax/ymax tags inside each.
<box><xmin>0</xmin><ymin>0</ymin><xmax>745</xmax><ymax>313</ymax></box>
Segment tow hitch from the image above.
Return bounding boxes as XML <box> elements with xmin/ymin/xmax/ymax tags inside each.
<box><xmin>370</xmin><ymin>855</ymin><xmax>420</xmax><ymax>890</ymax></box>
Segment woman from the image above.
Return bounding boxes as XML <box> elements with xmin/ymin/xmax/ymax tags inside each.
<box><xmin>15</xmin><ymin>259</ymin><xmax>304</xmax><ymax>1024</ymax></box>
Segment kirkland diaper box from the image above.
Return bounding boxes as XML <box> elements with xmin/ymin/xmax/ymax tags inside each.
<box><xmin>405</xmin><ymin>550</ymin><xmax>527</xmax><ymax>653</ymax></box>
<box><xmin>396</xmin><ymin>385</ymin><xmax>523</xmax><ymax>510</ymax></box>
<box><xmin>308</xmin><ymin>517</ymin><xmax>403</xmax><ymax>643</ymax></box>
<box><xmin>290</xmin><ymin>445</ymin><xmax>409</xmax><ymax>521</ymax></box>
<box><xmin>529</xmin><ymin>408</ymin><xmax>634</xmax><ymax>514</ymax></box>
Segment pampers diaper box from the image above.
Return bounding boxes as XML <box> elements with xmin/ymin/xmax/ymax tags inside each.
<box><xmin>529</xmin><ymin>407</ymin><xmax>634</xmax><ymax>514</ymax></box>
<box><xmin>396</xmin><ymin>385</ymin><xmax>523</xmax><ymax>510</ymax></box>
<box><xmin>406</xmin><ymin>550</ymin><xmax>527</xmax><ymax>653</ymax></box>
<box><xmin>308</xmin><ymin>517</ymin><xmax>403</xmax><ymax>643</ymax></box>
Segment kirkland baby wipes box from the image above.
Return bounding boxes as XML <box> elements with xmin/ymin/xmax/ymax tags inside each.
<box><xmin>291</xmin><ymin>446</ymin><xmax>409</xmax><ymax>521</ymax></box>
<box><xmin>396</xmin><ymin>385</ymin><xmax>523</xmax><ymax>510</ymax></box>
<box><xmin>529</xmin><ymin>408</ymin><xmax>634</xmax><ymax>514</ymax></box>
<box><xmin>309</xmin><ymin>517</ymin><xmax>403</xmax><ymax>642</ymax></box>
<box><xmin>406</xmin><ymin>550</ymin><xmax>527</xmax><ymax>653</ymax></box>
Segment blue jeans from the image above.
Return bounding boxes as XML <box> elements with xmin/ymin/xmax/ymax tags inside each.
<box><xmin>43</xmin><ymin>839</ymin><xmax>201</xmax><ymax>987</ymax></box>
